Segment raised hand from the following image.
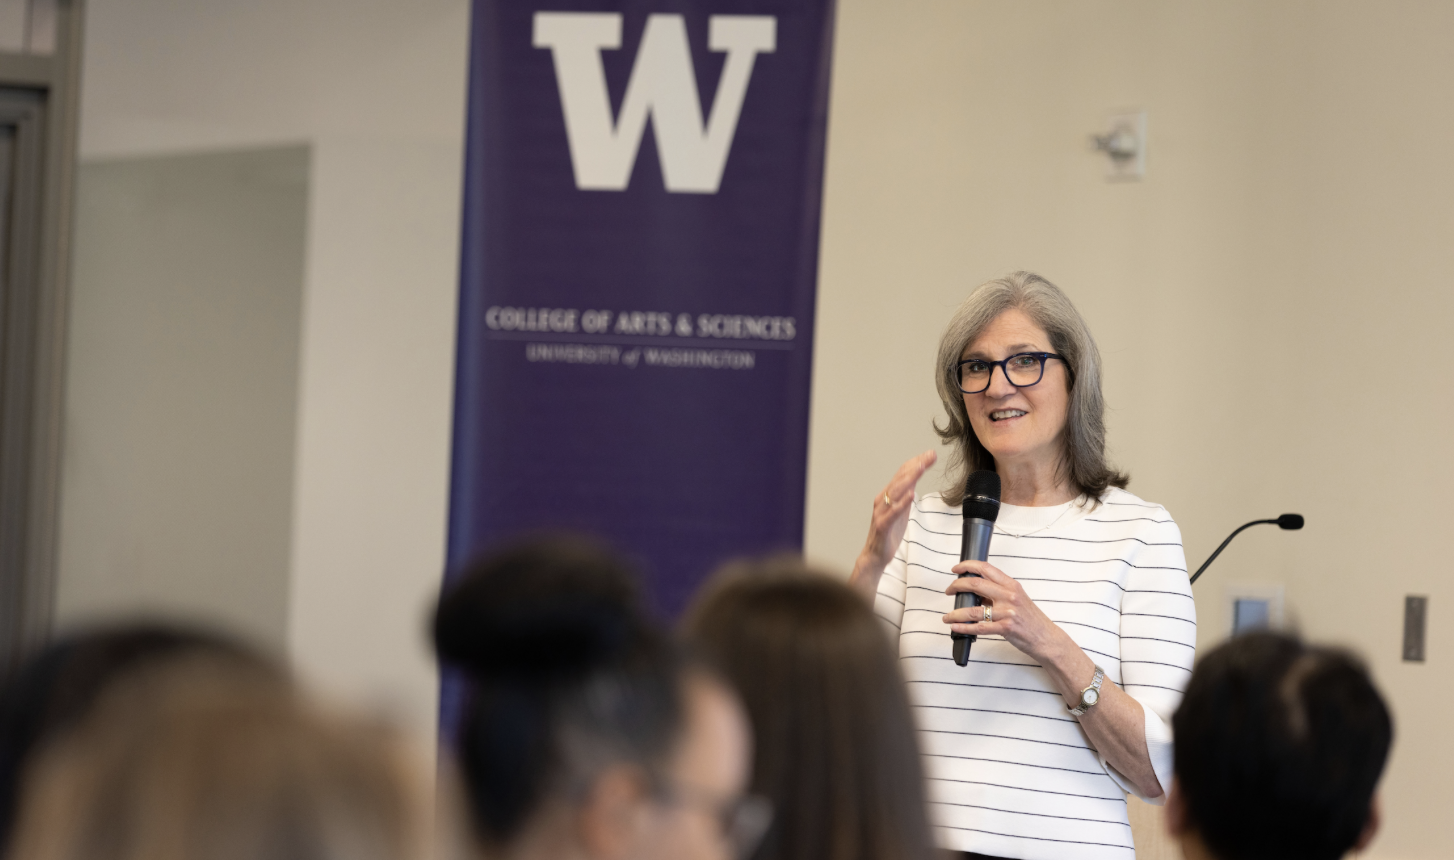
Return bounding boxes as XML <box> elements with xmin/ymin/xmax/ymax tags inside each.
<box><xmin>848</xmin><ymin>450</ymin><xmax>937</xmax><ymax>599</ymax></box>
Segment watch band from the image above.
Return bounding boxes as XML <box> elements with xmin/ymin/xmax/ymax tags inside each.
<box><xmin>1068</xmin><ymin>665</ymin><xmax>1105</xmax><ymax>716</ymax></box>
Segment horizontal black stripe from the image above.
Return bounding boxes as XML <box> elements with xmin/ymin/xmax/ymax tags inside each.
<box><xmin>1122</xmin><ymin>611</ymin><xmax>1195</xmax><ymax>625</ymax></box>
<box><xmin>906</xmin><ymin>562</ymin><xmax>956</xmax><ymax>580</ymax></box>
<box><xmin>1125</xmin><ymin>588</ymin><xmax>1195</xmax><ymax>599</ymax></box>
<box><xmin>915</xmin><ymin>522</ymin><xmax>1180</xmax><ymax>548</ymax></box>
<box><xmin>898</xmin><ymin>628</ymin><xmax>1121</xmax><ymax>664</ymax></box>
<box><xmin>910</xmin><ymin>566</ymin><xmax>1191</xmax><ymax>602</ymax></box>
<box><xmin>912</xmin><ymin>503</ymin><xmax>961</xmax><ymax>517</ymax></box>
<box><xmin>1055</xmin><ymin>619</ymin><xmax>1120</xmax><ymax>638</ymax></box>
<box><xmin>916</xmin><ymin>526</ymin><xmax>972</xmax><ymax>538</ymax></box>
<box><xmin>878</xmin><ymin>592</ymin><xmax>904</xmax><ymax>607</ymax></box>
<box><xmin>1013</xmin><ymin>576</ymin><xmax>1126</xmax><ymax>592</ymax></box>
<box><xmin>1084</xmin><ymin>517</ymin><xmax>1173</xmax><ymax>525</ymax></box>
<box><xmin>929</xmin><ymin>775</ymin><xmax>1125</xmax><ymax>803</ymax></box>
<box><xmin>1013</xmin><ymin>532</ymin><xmax>1182</xmax><ymax>547</ymax></box>
<box><xmin>905</xmin><ymin>538</ymin><xmax>962</xmax><ymax>558</ymax></box>
<box><xmin>916</xmin><ymin>703</ymin><xmax>1077</xmax><ymax>724</ymax></box>
<box><xmin>919</xmin><ymin>727</ymin><xmax>1091</xmax><ymax>751</ymax></box>
<box><xmin>1034</xmin><ymin>597</ymin><xmax>1121</xmax><ymax>612</ymax></box>
<box><xmin>928</xmin><ymin>799</ymin><xmax>1129</xmax><ymax>827</ymax></box>
<box><xmin>901</xmin><ymin>654</ymin><xmax>1043</xmax><ymax>670</ymax></box>
<box><xmin>1121</xmin><ymin>659</ymin><xmax>1192</xmax><ymax>673</ymax></box>
<box><xmin>934</xmin><ymin>824</ymin><xmax>1134</xmax><ymax>850</ymax></box>
<box><xmin>1122</xmin><ymin>635</ymin><xmax>1195</xmax><ymax>649</ymax></box>
<box><xmin>907</xmin><ymin>583</ymin><xmax>952</xmax><ymax>597</ymax></box>
<box><xmin>1103</xmin><ymin>500</ymin><xmax>1164</xmax><ymax>510</ymax></box>
<box><xmin>991</xmin><ymin>553</ymin><xmax>1187</xmax><ymax>573</ymax></box>
<box><xmin>901</xmin><ymin>611</ymin><xmax>1117</xmax><ymax>641</ymax></box>
<box><xmin>924</xmin><ymin>751</ymin><xmax>1106</xmax><ymax>777</ymax></box>
<box><xmin>909</xmin><ymin>679</ymin><xmax>1061</xmax><ymax>698</ymax></box>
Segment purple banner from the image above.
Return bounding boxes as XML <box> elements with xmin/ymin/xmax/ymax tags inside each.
<box><xmin>446</xmin><ymin>0</ymin><xmax>836</xmax><ymax>616</ymax></box>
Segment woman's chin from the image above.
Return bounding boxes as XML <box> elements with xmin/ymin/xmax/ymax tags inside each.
<box><xmin>982</xmin><ymin>438</ymin><xmax>1049</xmax><ymax>466</ymax></box>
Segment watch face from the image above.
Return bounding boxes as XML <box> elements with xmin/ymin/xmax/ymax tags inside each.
<box><xmin>1083</xmin><ymin>688</ymin><xmax>1100</xmax><ymax>707</ymax></box>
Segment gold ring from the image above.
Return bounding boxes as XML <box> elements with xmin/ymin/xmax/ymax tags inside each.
<box><xmin>983</xmin><ymin>605</ymin><xmax>993</xmax><ymax>624</ymax></box>
<box><xmin>883</xmin><ymin>492</ymin><xmax>892</xmax><ymax>507</ymax></box>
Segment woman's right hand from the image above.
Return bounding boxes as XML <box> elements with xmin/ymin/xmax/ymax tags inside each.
<box><xmin>848</xmin><ymin>450</ymin><xmax>937</xmax><ymax>598</ymax></box>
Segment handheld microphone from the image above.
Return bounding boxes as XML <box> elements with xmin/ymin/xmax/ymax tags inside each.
<box><xmin>952</xmin><ymin>471</ymin><xmax>1002</xmax><ymax>666</ymax></box>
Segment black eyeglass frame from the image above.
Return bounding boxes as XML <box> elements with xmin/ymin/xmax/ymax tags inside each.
<box><xmin>653</xmin><ymin>780</ymin><xmax>774</xmax><ymax>860</ymax></box>
<box><xmin>956</xmin><ymin>352</ymin><xmax>1069</xmax><ymax>394</ymax></box>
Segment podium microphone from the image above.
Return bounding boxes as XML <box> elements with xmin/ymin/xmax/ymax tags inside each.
<box><xmin>1189</xmin><ymin>514</ymin><xmax>1305</xmax><ymax>585</ymax></box>
<box><xmin>952</xmin><ymin>471</ymin><xmax>1002</xmax><ymax>666</ymax></box>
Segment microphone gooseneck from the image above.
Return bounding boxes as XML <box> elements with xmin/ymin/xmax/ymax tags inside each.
<box><xmin>953</xmin><ymin>471</ymin><xmax>1002</xmax><ymax>666</ymax></box>
<box><xmin>1188</xmin><ymin>513</ymin><xmax>1305</xmax><ymax>585</ymax></box>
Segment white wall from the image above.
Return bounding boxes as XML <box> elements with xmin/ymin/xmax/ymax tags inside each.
<box><xmin>75</xmin><ymin>0</ymin><xmax>471</xmax><ymax>740</ymax></box>
<box><xmin>69</xmin><ymin>2</ymin><xmax>1453</xmax><ymax>857</ymax></box>
<box><xmin>57</xmin><ymin>146</ymin><xmax>308</xmax><ymax>652</ymax></box>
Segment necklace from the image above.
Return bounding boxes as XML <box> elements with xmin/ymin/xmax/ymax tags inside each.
<box><xmin>994</xmin><ymin>497</ymin><xmax>1082</xmax><ymax>539</ymax></box>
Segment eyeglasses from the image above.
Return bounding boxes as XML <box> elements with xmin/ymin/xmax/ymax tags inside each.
<box><xmin>658</xmin><ymin>782</ymin><xmax>774</xmax><ymax>859</ymax></box>
<box><xmin>956</xmin><ymin>352</ymin><xmax>1067</xmax><ymax>394</ymax></box>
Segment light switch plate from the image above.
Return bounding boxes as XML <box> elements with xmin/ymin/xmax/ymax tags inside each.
<box><xmin>1404</xmin><ymin>595</ymin><xmax>1428</xmax><ymax>662</ymax></box>
<box><xmin>1223</xmin><ymin>583</ymin><xmax>1285</xmax><ymax>638</ymax></box>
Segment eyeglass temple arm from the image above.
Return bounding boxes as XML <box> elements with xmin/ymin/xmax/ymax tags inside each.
<box><xmin>1188</xmin><ymin>519</ymin><xmax>1280</xmax><ymax>585</ymax></box>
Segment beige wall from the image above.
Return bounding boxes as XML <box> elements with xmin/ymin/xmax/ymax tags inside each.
<box><xmin>67</xmin><ymin>2</ymin><xmax>1451</xmax><ymax>858</ymax></box>
<box><xmin>805</xmin><ymin>2</ymin><xmax>1453</xmax><ymax>858</ymax></box>
<box><xmin>74</xmin><ymin>0</ymin><xmax>470</xmax><ymax>740</ymax></box>
<box><xmin>57</xmin><ymin>146</ymin><xmax>308</xmax><ymax>652</ymax></box>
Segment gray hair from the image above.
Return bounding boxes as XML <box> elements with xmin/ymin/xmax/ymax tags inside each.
<box><xmin>934</xmin><ymin>271</ymin><xmax>1127</xmax><ymax>506</ymax></box>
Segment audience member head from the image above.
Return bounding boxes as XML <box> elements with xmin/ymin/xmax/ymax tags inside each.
<box><xmin>681</xmin><ymin>556</ymin><xmax>937</xmax><ymax>860</ymax></box>
<box><xmin>1169</xmin><ymin>631</ymin><xmax>1393</xmax><ymax>860</ymax></box>
<box><xmin>7</xmin><ymin>649</ymin><xmax>430</xmax><ymax>860</ymax></box>
<box><xmin>0</xmin><ymin>623</ymin><xmax>269</xmax><ymax>854</ymax></box>
<box><xmin>434</xmin><ymin>535</ymin><xmax>758</xmax><ymax>860</ymax></box>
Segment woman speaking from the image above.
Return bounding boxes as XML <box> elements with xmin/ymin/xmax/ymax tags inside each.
<box><xmin>850</xmin><ymin>272</ymin><xmax>1196</xmax><ymax>860</ymax></box>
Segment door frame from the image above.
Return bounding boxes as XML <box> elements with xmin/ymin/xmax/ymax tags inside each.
<box><xmin>0</xmin><ymin>0</ymin><xmax>83</xmax><ymax>674</ymax></box>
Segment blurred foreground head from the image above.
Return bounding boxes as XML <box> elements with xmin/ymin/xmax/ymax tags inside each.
<box><xmin>7</xmin><ymin>649</ymin><xmax>430</xmax><ymax>860</ymax></box>
<box><xmin>0</xmin><ymin>623</ymin><xmax>270</xmax><ymax>854</ymax></box>
<box><xmin>434</xmin><ymin>536</ymin><xmax>756</xmax><ymax>860</ymax></box>
<box><xmin>1170</xmin><ymin>631</ymin><xmax>1393</xmax><ymax>860</ymax></box>
<box><xmin>682</xmin><ymin>556</ymin><xmax>937</xmax><ymax>860</ymax></box>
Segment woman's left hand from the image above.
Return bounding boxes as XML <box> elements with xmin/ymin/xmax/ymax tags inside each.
<box><xmin>942</xmin><ymin>560</ymin><xmax>1076</xmax><ymax>664</ymax></box>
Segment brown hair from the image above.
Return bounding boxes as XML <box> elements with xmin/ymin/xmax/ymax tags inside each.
<box><xmin>682</xmin><ymin>557</ymin><xmax>937</xmax><ymax>860</ymax></box>
<box><xmin>8</xmin><ymin>653</ymin><xmax>432</xmax><ymax>860</ymax></box>
<box><xmin>934</xmin><ymin>270</ymin><xmax>1128</xmax><ymax>505</ymax></box>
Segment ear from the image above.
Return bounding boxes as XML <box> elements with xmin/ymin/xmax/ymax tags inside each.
<box><xmin>577</xmin><ymin>765</ymin><xmax>654</xmax><ymax>860</ymax></box>
<box><xmin>1354</xmin><ymin>794</ymin><xmax>1381</xmax><ymax>853</ymax></box>
<box><xmin>1164</xmin><ymin>777</ymin><xmax>1189</xmax><ymax>837</ymax></box>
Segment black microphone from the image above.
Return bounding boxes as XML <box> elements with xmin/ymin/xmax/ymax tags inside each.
<box><xmin>952</xmin><ymin>471</ymin><xmax>1002</xmax><ymax>666</ymax></box>
<box><xmin>1188</xmin><ymin>513</ymin><xmax>1304</xmax><ymax>585</ymax></box>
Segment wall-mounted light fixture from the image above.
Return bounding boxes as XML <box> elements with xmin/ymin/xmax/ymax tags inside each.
<box><xmin>1090</xmin><ymin>110</ymin><xmax>1146</xmax><ymax>181</ymax></box>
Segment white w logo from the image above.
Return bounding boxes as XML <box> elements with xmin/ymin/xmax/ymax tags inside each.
<box><xmin>533</xmin><ymin>13</ymin><xmax>776</xmax><ymax>194</ymax></box>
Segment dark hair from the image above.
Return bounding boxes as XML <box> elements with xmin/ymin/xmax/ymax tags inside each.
<box><xmin>1173</xmin><ymin>631</ymin><xmax>1393</xmax><ymax>860</ymax></box>
<box><xmin>682</xmin><ymin>557</ymin><xmax>937</xmax><ymax>860</ymax></box>
<box><xmin>0</xmin><ymin>623</ymin><xmax>269</xmax><ymax>855</ymax></box>
<box><xmin>433</xmin><ymin>536</ymin><xmax>687</xmax><ymax>845</ymax></box>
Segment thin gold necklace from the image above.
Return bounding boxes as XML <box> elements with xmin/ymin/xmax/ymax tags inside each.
<box><xmin>994</xmin><ymin>497</ymin><xmax>1082</xmax><ymax>539</ymax></box>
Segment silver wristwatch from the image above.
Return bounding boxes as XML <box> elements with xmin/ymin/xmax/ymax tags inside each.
<box><xmin>1069</xmin><ymin>665</ymin><xmax>1105</xmax><ymax>716</ymax></box>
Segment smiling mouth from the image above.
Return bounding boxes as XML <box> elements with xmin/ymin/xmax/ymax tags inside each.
<box><xmin>990</xmin><ymin>410</ymin><xmax>1027</xmax><ymax>422</ymax></box>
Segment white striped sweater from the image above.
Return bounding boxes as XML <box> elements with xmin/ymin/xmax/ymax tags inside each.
<box><xmin>874</xmin><ymin>488</ymin><xmax>1196</xmax><ymax>860</ymax></box>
